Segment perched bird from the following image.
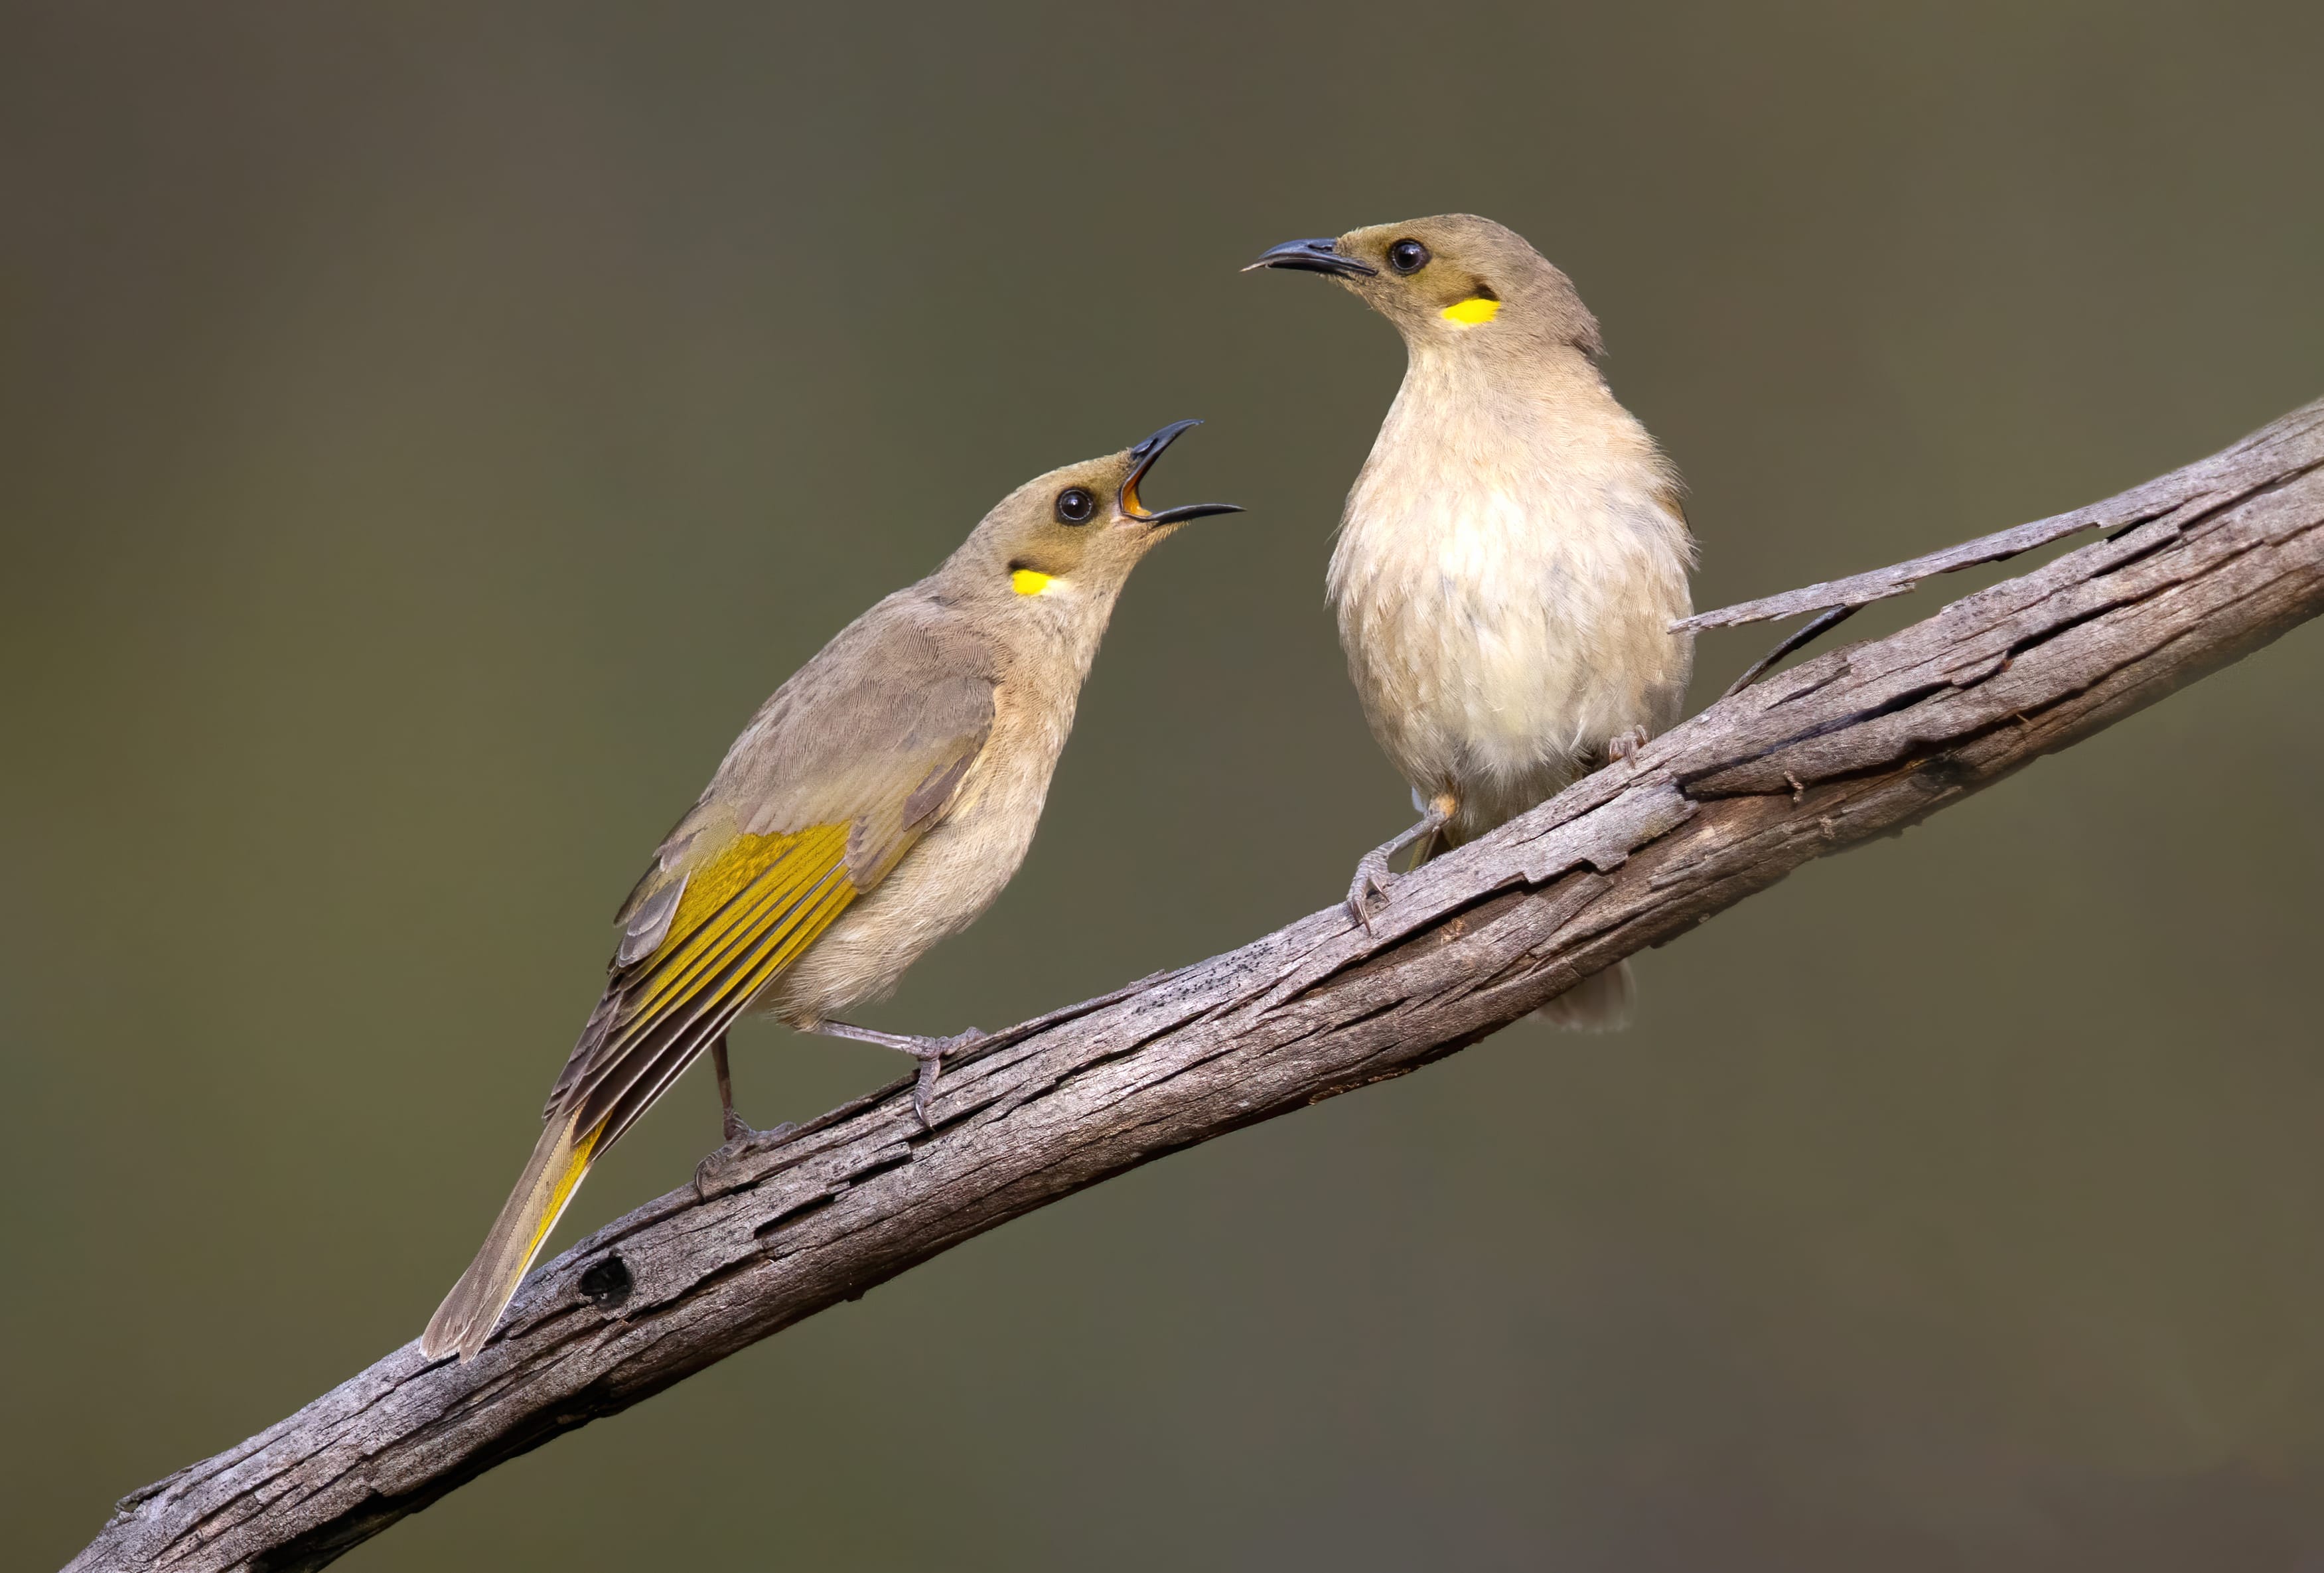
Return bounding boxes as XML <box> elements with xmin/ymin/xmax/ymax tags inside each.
<box><xmin>1249</xmin><ymin>215</ymin><xmax>1694</xmax><ymax>1025</ymax></box>
<box><xmin>421</xmin><ymin>421</ymin><xmax>1239</xmax><ymax>1361</ymax></box>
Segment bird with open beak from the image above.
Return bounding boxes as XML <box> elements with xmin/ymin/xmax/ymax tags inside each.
<box><xmin>1250</xmin><ymin>215</ymin><xmax>1695</xmax><ymax>1027</ymax></box>
<box><xmin>422</xmin><ymin>421</ymin><xmax>1240</xmax><ymax>1362</ymax></box>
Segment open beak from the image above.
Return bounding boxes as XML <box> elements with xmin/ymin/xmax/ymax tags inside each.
<box><xmin>1119</xmin><ymin>419</ymin><xmax>1242</xmax><ymax>526</ymax></box>
<box><xmin>1242</xmin><ymin>236</ymin><xmax>1377</xmax><ymax>279</ymax></box>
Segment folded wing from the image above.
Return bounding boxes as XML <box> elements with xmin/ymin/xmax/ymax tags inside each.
<box><xmin>423</xmin><ymin>610</ymin><xmax>995</xmax><ymax>1359</ymax></box>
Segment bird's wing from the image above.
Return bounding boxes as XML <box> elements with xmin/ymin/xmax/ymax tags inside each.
<box><xmin>547</xmin><ymin>615</ymin><xmax>997</xmax><ymax>1150</ymax></box>
<box><xmin>423</xmin><ymin>612</ymin><xmax>997</xmax><ymax>1359</ymax></box>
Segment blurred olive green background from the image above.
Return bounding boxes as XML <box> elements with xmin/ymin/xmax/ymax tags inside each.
<box><xmin>7</xmin><ymin>2</ymin><xmax>2324</xmax><ymax>1568</ymax></box>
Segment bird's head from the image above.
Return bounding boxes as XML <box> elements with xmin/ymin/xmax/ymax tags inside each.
<box><xmin>951</xmin><ymin>420</ymin><xmax>1241</xmax><ymax>615</ymax></box>
<box><xmin>1245</xmin><ymin>213</ymin><xmax>1603</xmax><ymax>358</ymax></box>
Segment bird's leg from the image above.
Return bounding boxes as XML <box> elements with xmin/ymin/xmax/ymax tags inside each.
<box><xmin>1346</xmin><ymin>793</ymin><xmax>1455</xmax><ymax>934</ymax></box>
<box><xmin>710</xmin><ymin>1032</ymin><xmax>746</xmax><ymax>1143</ymax></box>
<box><xmin>709</xmin><ymin>1031</ymin><xmax>794</xmax><ymax>1146</ymax></box>
<box><xmin>1606</xmin><ymin>725</ymin><xmax>1650</xmax><ymax>763</ymax></box>
<box><xmin>809</xmin><ymin>1019</ymin><xmax>988</xmax><ymax>1130</ymax></box>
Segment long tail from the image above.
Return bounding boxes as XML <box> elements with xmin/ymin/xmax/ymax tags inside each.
<box><xmin>421</xmin><ymin>1114</ymin><xmax>603</xmax><ymax>1362</ymax></box>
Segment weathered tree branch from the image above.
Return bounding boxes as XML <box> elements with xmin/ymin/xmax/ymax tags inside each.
<box><xmin>70</xmin><ymin>398</ymin><xmax>2324</xmax><ymax>1572</ymax></box>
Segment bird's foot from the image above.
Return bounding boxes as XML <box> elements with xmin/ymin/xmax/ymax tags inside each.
<box><xmin>1341</xmin><ymin>802</ymin><xmax>1453</xmax><ymax>936</ymax></box>
<box><xmin>907</xmin><ymin>1028</ymin><xmax>987</xmax><ymax>1129</ymax></box>
<box><xmin>723</xmin><ymin>1110</ymin><xmax>798</xmax><ymax>1146</ymax></box>
<box><xmin>707</xmin><ymin>1032</ymin><xmax>792</xmax><ymax>1152</ymax></box>
<box><xmin>810</xmin><ymin>1020</ymin><xmax>988</xmax><ymax>1130</ymax></box>
<box><xmin>1344</xmin><ymin>851</ymin><xmax>1398</xmax><ymax>935</ymax></box>
<box><xmin>694</xmin><ymin>1118</ymin><xmax>800</xmax><ymax>1193</ymax></box>
<box><xmin>1607</xmin><ymin>725</ymin><xmax>1650</xmax><ymax>763</ymax></box>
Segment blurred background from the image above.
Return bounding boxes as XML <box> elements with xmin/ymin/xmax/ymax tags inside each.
<box><xmin>6</xmin><ymin>2</ymin><xmax>2323</xmax><ymax>1568</ymax></box>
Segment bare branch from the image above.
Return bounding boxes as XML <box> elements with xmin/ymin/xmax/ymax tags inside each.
<box><xmin>69</xmin><ymin>398</ymin><xmax>2324</xmax><ymax>1573</ymax></box>
<box><xmin>1675</xmin><ymin>400</ymin><xmax>2324</xmax><ymax>631</ymax></box>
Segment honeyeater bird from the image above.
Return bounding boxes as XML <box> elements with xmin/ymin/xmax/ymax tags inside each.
<box><xmin>421</xmin><ymin>421</ymin><xmax>1239</xmax><ymax>1361</ymax></box>
<box><xmin>1248</xmin><ymin>214</ymin><xmax>1694</xmax><ymax>1027</ymax></box>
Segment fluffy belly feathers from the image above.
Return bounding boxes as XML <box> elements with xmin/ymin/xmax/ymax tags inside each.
<box><xmin>1331</xmin><ymin>478</ymin><xmax>1692</xmax><ymax>836</ymax></box>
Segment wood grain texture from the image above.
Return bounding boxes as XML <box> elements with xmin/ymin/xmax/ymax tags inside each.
<box><xmin>68</xmin><ymin>397</ymin><xmax>2324</xmax><ymax>1572</ymax></box>
<box><xmin>1674</xmin><ymin>399</ymin><xmax>2324</xmax><ymax>631</ymax></box>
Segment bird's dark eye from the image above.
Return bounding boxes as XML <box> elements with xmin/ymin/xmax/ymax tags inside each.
<box><xmin>1054</xmin><ymin>487</ymin><xmax>1096</xmax><ymax>524</ymax></box>
<box><xmin>1386</xmin><ymin>238</ymin><xmax>1431</xmax><ymax>275</ymax></box>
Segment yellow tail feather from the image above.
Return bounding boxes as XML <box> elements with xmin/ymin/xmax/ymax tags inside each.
<box><xmin>420</xmin><ymin>1116</ymin><xmax>602</xmax><ymax>1362</ymax></box>
<box><xmin>423</xmin><ymin>820</ymin><xmax>864</xmax><ymax>1361</ymax></box>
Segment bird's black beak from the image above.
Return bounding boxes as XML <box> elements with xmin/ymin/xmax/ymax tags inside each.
<box><xmin>1242</xmin><ymin>236</ymin><xmax>1378</xmax><ymax>279</ymax></box>
<box><xmin>1120</xmin><ymin>419</ymin><xmax>1242</xmax><ymax>526</ymax></box>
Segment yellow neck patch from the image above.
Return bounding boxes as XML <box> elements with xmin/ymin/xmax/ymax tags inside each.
<box><xmin>1442</xmin><ymin>296</ymin><xmax>1500</xmax><ymax>326</ymax></box>
<box><xmin>1011</xmin><ymin>568</ymin><xmax>1056</xmax><ymax>596</ymax></box>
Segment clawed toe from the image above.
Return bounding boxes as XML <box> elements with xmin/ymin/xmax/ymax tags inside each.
<box><xmin>911</xmin><ymin>1058</ymin><xmax>941</xmax><ymax>1129</ymax></box>
<box><xmin>1607</xmin><ymin>725</ymin><xmax>1649</xmax><ymax>763</ymax></box>
<box><xmin>908</xmin><ymin>1027</ymin><xmax>985</xmax><ymax>1130</ymax></box>
<box><xmin>1344</xmin><ymin>859</ymin><xmax>1394</xmax><ymax>935</ymax></box>
<box><xmin>1340</xmin><ymin>802</ymin><xmax>1452</xmax><ymax>936</ymax></box>
<box><xmin>695</xmin><ymin>1118</ymin><xmax>800</xmax><ymax>1190</ymax></box>
<box><xmin>808</xmin><ymin>1019</ymin><xmax>992</xmax><ymax>1130</ymax></box>
<box><xmin>721</xmin><ymin>1116</ymin><xmax>797</xmax><ymax>1148</ymax></box>
<box><xmin>721</xmin><ymin>1107</ymin><xmax>802</xmax><ymax>1146</ymax></box>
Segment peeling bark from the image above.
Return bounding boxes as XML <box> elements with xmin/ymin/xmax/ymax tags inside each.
<box><xmin>67</xmin><ymin>398</ymin><xmax>2324</xmax><ymax>1573</ymax></box>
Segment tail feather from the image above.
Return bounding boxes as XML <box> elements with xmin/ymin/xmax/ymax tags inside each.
<box><xmin>421</xmin><ymin>1115</ymin><xmax>601</xmax><ymax>1362</ymax></box>
<box><xmin>1534</xmin><ymin>958</ymin><xmax>1636</xmax><ymax>1033</ymax></box>
<box><xmin>1425</xmin><ymin>817</ymin><xmax>1638</xmax><ymax>1033</ymax></box>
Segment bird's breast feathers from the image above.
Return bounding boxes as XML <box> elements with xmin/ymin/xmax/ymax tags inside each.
<box><xmin>1331</xmin><ymin>449</ymin><xmax>1692</xmax><ymax>784</ymax></box>
<box><xmin>763</xmin><ymin>675</ymin><xmax>1073</xmax><ymax>1022</ymax></box>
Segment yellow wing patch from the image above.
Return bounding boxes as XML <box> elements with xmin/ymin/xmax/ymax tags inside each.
<box><xmin>565</xmin><ymin>820</ymin><xmax>861</xmax><ymax>1142</ymax></box>
<box><xmin>664</xmin><ymin>824</ymin><xmax>849</xmax><ymax>954</ymax></box>
<box><xmin>624</xmin><ymin>822</ymin><xmax>855</xmax><ymax>1021</ymax></box>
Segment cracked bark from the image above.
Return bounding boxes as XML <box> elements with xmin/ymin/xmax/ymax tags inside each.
<box><xmin>68</xmin><ymin>396</ymin><xmax>2324</xmax><ymax>1572</ymax></box>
